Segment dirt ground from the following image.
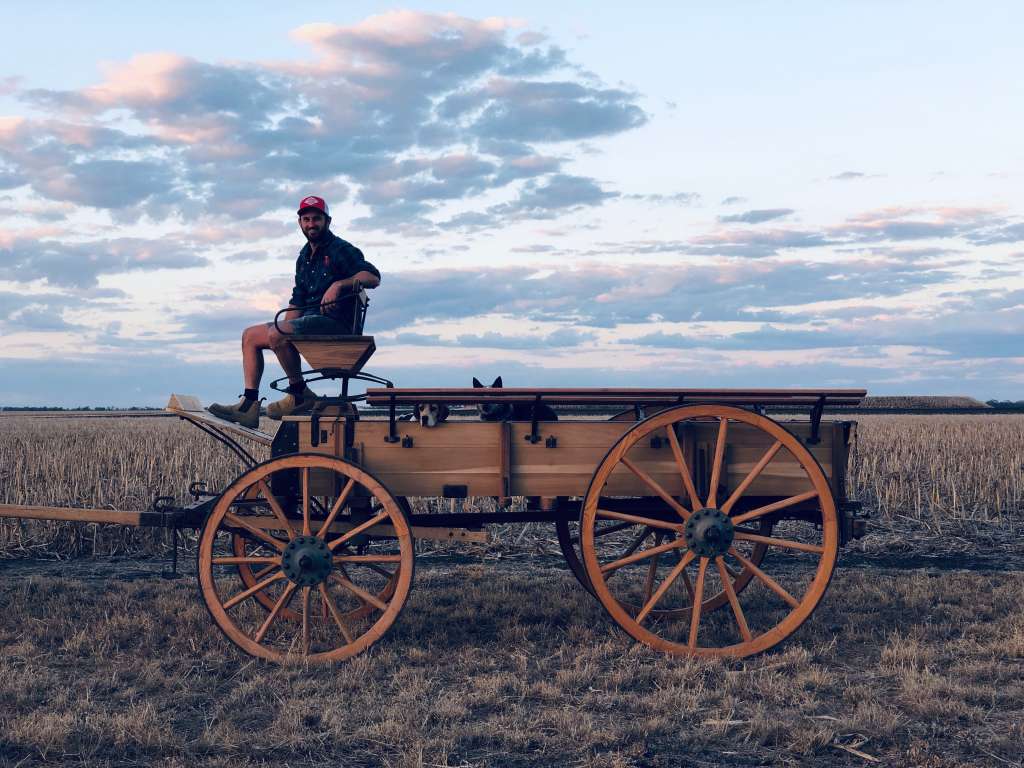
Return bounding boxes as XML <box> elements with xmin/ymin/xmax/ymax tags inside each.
<box><xmin>1</xmin><ymin>547</ymin><xmax>1022</xmax><ymax>768</ymax></box>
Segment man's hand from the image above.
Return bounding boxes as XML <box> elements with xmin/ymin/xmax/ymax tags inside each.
<box><xmin>321</xmin><ymin>279</ymin><xmax>356</xmax><ymax>314</ymax></box>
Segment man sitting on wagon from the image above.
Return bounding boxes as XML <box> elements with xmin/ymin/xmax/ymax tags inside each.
<box><xmin>208</xmin><ymin>195</ymin><xmax>380</xmax><ymax>427</ymax></box>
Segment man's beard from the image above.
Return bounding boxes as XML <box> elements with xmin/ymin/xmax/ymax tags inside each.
<box><xmin>305</xmin><ymin>226</ymin><xmax>328</xmax><ymax>243</ymax></box>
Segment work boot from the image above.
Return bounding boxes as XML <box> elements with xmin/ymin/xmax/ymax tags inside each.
<box><xmin>266</xmin><ymin>386</ymin><xmax>318</xmax><ymax>420</ymax></box>
<box><xmin>207</xmin><ymin>396</ymin><xmax>261</xmax><ymax>428</ymax></box>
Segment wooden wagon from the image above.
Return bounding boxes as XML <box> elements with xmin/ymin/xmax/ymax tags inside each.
<box><xmin>0</xmin><ymin>332</ymin><xmax>866</xmax><ymax>664</ymax></box>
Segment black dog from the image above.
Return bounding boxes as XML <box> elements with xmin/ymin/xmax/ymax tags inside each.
<box><xmin>472</xmin><ymin>376</ymin><xmax>558</xmax><ymax>422</ymax></box>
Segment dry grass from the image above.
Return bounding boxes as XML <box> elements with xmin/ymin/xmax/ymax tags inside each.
<box><xmin>0</xmin><ymin>563</ymin><xmax>1022</xmax><ymax>767</ymax></box>
<box><xmin>3</xmin><ymin>413</ymin><xmax>1024</xmax><ymax>558</ymax></box>
<box><xmin>848</xmin><ymin>415</ymin><xmax>1024</xmax><ymax>527</ymax></box>
<box><xmin>3</xmin><ymin>415</ymin><xmax>1024</xmax><ymax>765</ymax></box>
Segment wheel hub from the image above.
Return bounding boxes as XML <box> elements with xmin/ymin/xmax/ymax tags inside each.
<box><xmin>684</xmin><ymin>508</ymin><xmax>734</xmax><ymax>558</ymax></box>
<box><xmin>281</xmin><ymin>535</ymin><xmax>333</xmax><ymax>586</ymax></box>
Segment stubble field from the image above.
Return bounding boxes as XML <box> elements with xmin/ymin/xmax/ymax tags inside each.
<box><xmin>1</xmin><ymin>413</ymin><xmax>1023</xmax><ymax>767</ymax></box>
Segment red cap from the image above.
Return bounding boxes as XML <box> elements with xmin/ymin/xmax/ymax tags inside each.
<box><xmin>297</xmin><ymin>195</ymin><xmax>329</xmax><ymax>216</ymax></box>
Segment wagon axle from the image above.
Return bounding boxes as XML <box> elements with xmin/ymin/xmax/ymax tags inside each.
<box><xmin>684</xmin><ymin>508</ymin><xmax>735</xmax><ymax>558</ymax></box>
<box><xmin>282</xmin><ymin>535</ymin><xmax>333</xmax><ymax>587</ymax></box>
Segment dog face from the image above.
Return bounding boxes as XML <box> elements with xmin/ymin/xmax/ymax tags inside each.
<box><xmin>473</xmin><ymin>376</ymin><xmax>510</xmax><ymax>421</ymax></box>
<box><xmin>416</xmin><ymin>402</ymin><xmax>449</xmax><ymax>427</ymax></box>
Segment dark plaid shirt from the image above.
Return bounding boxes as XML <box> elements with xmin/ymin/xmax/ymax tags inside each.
<box><xmin>289</xmin><ymin>231</ymin><xmax>380</xmax><ymax>311</ymax></box>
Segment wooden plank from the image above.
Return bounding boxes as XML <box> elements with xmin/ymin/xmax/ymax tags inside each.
<box><xmin>166</xmin><ymin>394</ymin><xmax>274</xmax><ymax>446</ymax></box>
<box><xmin>289</xmin><ymin>336</ymin><xmax>375</xmax><ymax>373</ymax></box>
<box><xmin>365</xmin><ymin>387</ymin><xmax>866</xmax><ymax>407</ymax></box>
<box><xmin>0</xmin><ymin>504</ymin><xmax>147</xmax><ymax>526</ymax></box>
<box><xmin>232</xmin><ymin>514</ymin><xmax>487</xmax><ymax>543</ymax></box>
<box><xmin>354</xmin><ymin>421</ymin><xmax>503</xmax><ymax>496</ymax></box>
<box><xmin>335</xmin><ymin>418</ymin><xmax>842</xmax><ymax>499</ymax></box>
<box><xmin>167</xmin><ymin>393</ymin><xmax>204</xmax><ymax>411</ymax></box>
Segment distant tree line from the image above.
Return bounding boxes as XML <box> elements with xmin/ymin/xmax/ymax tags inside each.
<box><xmin>0</xmin><ymin>406</ymin><xmax>162</xmax><ymax>412</ymax></box>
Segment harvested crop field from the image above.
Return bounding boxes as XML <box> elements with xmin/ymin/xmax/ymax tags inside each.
<box><xmin>2</xmin><ymin>413</ymin><xmax>1024</xmax><ymax>766</ymax></box>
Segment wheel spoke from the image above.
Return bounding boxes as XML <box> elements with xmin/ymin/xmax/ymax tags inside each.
<box><xmin>680</xmin><ymin>563</ymin><xmax>696</xmax><ymax>601</ymax></box>
<box><xmin>327</xmin><ymin>511</ymin><xmax>390</xmax><ymax>551</ymax></box>
<box><xmin>224</xmin><ymin>512</ymin><xmax>287</xmax><ymax>552</ymax></box>
<box><xmin>688</xmin><ymin>558</ymin><xmax>709</xmax><ymax>649</ymax></box>
<box><xmin>590</xmin><ymin>521</ymin><xmax>635</xmax><ymax>541</ymax></box>
<box><xmin>596</xmin><ymin>509</ymin><xmax>684</xmax><ymax>532</ymax></box>
<box><xmin>302</xmin><ymin>468</ymin><xmax>311</xmax><ymax>536</ymax></box>
<box><xmin>253</xmin><ymin>563</ymin><xmax>278</xmax><ymax>580</ymax></box>
<box><xmin>721</xmin><ymin>440</ymin><xmax>782</xmax><ymax>514</ymax></box>
<box><xmin>734</xmin><ymin>531</ymin><xmax>825</xmax><ymax>554</ymax></box>
<box><xmin>730</xmin><ymin>490</ymin><xmax>819</xmax><ymax>526</ymax></box>
<box><xmin>620</xmin><ymin>457</ymin><xmax>691</xmax><ymax>522</ymax></box>
<box><xmin>253</xmin><ymin>581</ymin><xmax>298</xmax><ymax>643</ymax></box>
<box><xmin>643</xmin><ymin>535</ymin><xmax>664</xmax><ymax>603</ymax></box>
<box><xmin>301</xmin><ymin>586</ymin><xmax>311</xmax><ymax>655</ymax></box>
<box><xmin>729</xmin><ymin>548</ymin><xmax>799</xmax><ymax>608</ymax></box>
<box><xmin>716</xmin><ymin>556</ymin><xmax>752</xmax><ymax>642</ymax></box>
<box><xmin>333</xmin><ymin>554</ymin><xmax>403</xmax><ymax>563</ymax></box>
<box><xmin>706</xmin><ymin>418</ymin><xmax>729</xmax><ymax>508</ymax></box>
<box><xmin>664</xmin><ymin>425</ymin><xmax>702</xmax><ymax>511</ymax></box>
<box><xmin>334</xmin><ymin>573</ymin><xmax>389</xmax><ymax>611</ymax></box>
<box><xmin>255</xmin><ymin>480</ymin><xmax>294</xmax><ymax>540</ymax></box>
<box><xmin>600</xmin><ymin>536</ymin><xmax>686</xmax><ymax>574</ymax></box>
<box><xmin>636</xmin><ymin>550</ymin><xmax>697</xmax><ymax>623</ymax></box>
<box><xmin>317</xmin><ymin>478</ymin><xmax>356</xmax><ymax>538</ymax></box>
<box><xmin>223</xmin><ymin>571</ymin><xmax>286</xmax><ymax>610</ymax></box>
<box><xmin>319</xmin><ymin>583</ymin><xmax>355</xmax><ymax>644</ymax></box>
<box><xmin>212</xmin><ymin>556</ymin><xmax>280</xmax><ymax>565</ymax></box>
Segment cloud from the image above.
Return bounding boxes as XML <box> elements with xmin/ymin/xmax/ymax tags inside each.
<box><xmin>7</xmin><ymin>13</ymin><xmax>647</xmax><ymax>231</ymax></box>
<box><xmin>224</xmin><ymin>250</ymin><xmax>271</xmax><ymax>263</ymax></box>
<box><xmin>440</xmin><ymin>174</ymin><xmax>617</xmax><ymax>231</ymax></box>
<box><xmin>626</xmin><ymin>191</ymin><xmax>700</xmax><ymax>205</ymax></box>
<box><xmin>0</xmin><ymin>238</ymin><xmax>207</xmax><ymax>288</ymax></box>
<box><xmin>173</xmin><ymin>308</ymin><xmax>268</xmax><ymax>341</ymax></box>
<box><xmin>720</xmin><ymin>196</ymin><xmax>746</xmax><ymax>205</ymax></box>
<box><xmin>718</xmin><ymin>208</ymin><xmax>795</xmax><ymax>224</ymax></box>
<box><xmin>829</xmin><ymin>171</ymin><xmax>881</xmax><ymax>181</ymax></box>
<box><xmin>367</xmin><ymin>258</ymin><xmax>957</xmax><ymax>332</ymax></box>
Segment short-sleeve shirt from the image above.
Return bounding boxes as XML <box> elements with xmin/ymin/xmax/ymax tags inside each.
<box><xmin>289</xmin><ymin>231</ymin><xmax>380</xmax><ymax>310</ymax></box>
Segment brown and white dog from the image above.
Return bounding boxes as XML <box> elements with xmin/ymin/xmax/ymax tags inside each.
<box><xmin>415</xmin><ymin>402</ymin><xmax>450</xmax><ymax>427</ymax></box>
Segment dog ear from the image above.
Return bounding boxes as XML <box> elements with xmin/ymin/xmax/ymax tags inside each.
<box><xmin>492</xmin><ymin>376</ymin><xmax>503</xmax><ymax>388</ymax></box>
<box><xmin>472</xmin><ymin>377</ymin><xmax>483</xmax><ymax>388</ymax></box>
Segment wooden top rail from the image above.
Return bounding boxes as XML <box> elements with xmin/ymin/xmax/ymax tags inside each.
<box><xmin>365</xmin><ymin>387</ymin><xmax>866</xmax><ymax>407</ymax></box>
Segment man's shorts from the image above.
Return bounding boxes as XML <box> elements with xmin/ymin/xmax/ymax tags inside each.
<box><xmin>288</xmin><ymin>310</ymin><xmax>352</xmax><ymax>335</ymax></box>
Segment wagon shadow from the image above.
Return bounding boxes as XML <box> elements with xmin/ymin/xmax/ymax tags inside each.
<box><xmin>389</xmin><ymin>563</ymin><xmax>607</xmax><ymax>651</ymax></box>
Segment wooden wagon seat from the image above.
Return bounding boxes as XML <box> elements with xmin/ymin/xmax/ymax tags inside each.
<box><xmin>289</xmin><ymin>335</ymin><xmax>376</xmax><ymax>375</ymax></box>
<box><xmin>365</xmin><ymin>387</ymin><xmax>866</xmax><ymax>408</ymax></box>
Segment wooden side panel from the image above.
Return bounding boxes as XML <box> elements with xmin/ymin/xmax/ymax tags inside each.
<box><xmin>511</xmin><ymin>422</ymin><xmax>636</xmax><ymax>496</ymax></box>
<box><xmin>353</xmin><ymin>421</ymin><xmax>504</xmax><ymax>496</ymax></box>
<box><xmin>287</xmin><ymin>417</ymin><xmax>845</xmax><ymax>501</ymax></box>
<box><xmin>719</xmin><ymin>421</ymin><xmax>832</xmax><ymax>498</ymax></box>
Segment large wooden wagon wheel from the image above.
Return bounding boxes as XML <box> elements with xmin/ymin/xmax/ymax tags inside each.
<box><xmin>580</xmin><ymin>404</ymin><xmax>838</xmax><ymax>658</ymax></box>
<box><xmin>198</xmin><ymin>454</ymin><xmax>414</xmax><ymax>663</ymax></box>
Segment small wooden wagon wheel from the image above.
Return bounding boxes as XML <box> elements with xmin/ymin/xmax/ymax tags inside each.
<box><xmin>580</xmin><ymin>404</ymin><xmax>838</xmax><ymax>658</ymax></box>
<box><xmin>199</xmin><ymin>454</ymin><xmax>414</xmax><ymax>663</ymax></box>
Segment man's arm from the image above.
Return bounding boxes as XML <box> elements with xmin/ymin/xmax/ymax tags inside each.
<box><xmin>320</xmin><ymin>270</ymin><xmax>379</xmax><ymax>312</ymax></box>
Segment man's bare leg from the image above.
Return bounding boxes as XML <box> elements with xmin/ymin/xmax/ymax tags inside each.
<box><xmin>241</xmin><ymin>322</ymin><xmax>303</xmax><ymax>388</ymax></box>
<box><xmin>266</xmin><ymin>323</ymin><xmax>304</xmax><ymax>386</ymax></box>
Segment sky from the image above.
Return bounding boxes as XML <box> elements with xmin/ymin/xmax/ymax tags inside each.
<box><xmin>1</xmin><ymin>1</ymin><xmax>1023</xmax><ymax>406</ymax></box>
